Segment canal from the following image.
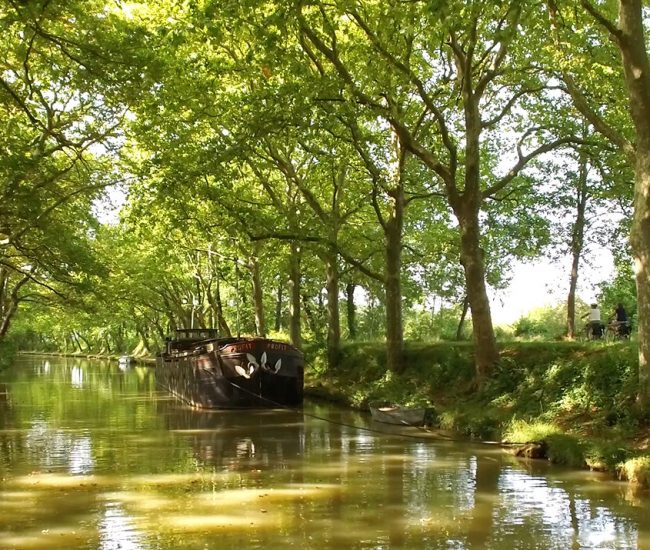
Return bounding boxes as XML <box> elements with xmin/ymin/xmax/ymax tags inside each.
<box><xmin>1</xmin><ymin>355</ymin><xmax>649</xmax><ymax>549</ymax></box>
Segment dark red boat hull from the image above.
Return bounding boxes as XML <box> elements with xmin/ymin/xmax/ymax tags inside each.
<box><xmin>156</xmin><ymin>338</ymin><xmax>304</xmax><ymax>409</ymax></box>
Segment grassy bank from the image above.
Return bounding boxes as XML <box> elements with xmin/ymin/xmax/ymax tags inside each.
<box><xmin>304</xmin><ymin>340</ymin><xmax>650</xmax><ymax>487</ymax></box>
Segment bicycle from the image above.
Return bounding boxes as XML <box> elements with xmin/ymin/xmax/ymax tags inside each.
<box><xmin>604</xmin><ymin>321</ymin><xmax>632</xmax><ymax>342</ymax></box>
<box><xmin>582</xmin><ymin>322</ymin><xmax>605</xmax><ymax>341</ymax></box>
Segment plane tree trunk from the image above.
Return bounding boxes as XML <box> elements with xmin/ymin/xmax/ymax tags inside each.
<box><xmin>289</xmin><ymin>242</ymin><xmax>302</xmax><ymax>349</ymax></box>
<box><xmin>566</xmin><ymin>149</ymin><xmax>589</xmax><ymax>339</ymax></box>
<box><xmin>616</xmin><ymin>0</ymin><xmax>650</xmax><ymax>406</ymax></box>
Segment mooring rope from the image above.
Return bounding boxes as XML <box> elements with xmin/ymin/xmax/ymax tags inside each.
<box><xmin>224</xmin><ymin>378</ymin><xmax>464</xmax><ymax>442</ymax></box>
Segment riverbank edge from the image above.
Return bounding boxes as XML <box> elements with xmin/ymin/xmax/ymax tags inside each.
<box><xmin>301</xmin><ymin>341</ymin><xmax>650</xmax><ymax>490</ymax></box>
<box><xmin>18</xmin><ymin>350</ymin><xmax>157</xmax><ymax>365</ymax></box>
<box><xmin>16</xmin><ymin>343</ymin><xmax>650</xmax><ymax>489</ymax></box>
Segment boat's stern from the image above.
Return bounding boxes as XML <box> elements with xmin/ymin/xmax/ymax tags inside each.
<box><xmin>216</xmin><ymin>339</ymin><xmax>304</xmax><ymax>407</ymax></box>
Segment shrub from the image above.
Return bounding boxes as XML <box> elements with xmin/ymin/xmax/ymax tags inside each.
<box><xmin>503</xmin><ymin>419</ymin><xmax>586</xmax><ymax>467</ymax></box>
<box><xmin>0</xmin><ymin>341</ymin><xmax>17</xmax><ymax>371</ymax></box>
<box><xmin>618</xmin><ymin>456</ymin><xmax>650</xmax><ymax>487</ymax></box>
<box><xmin>545</xmin><ymin>433</ymin><xmax>586</xmax><ymax>468</ymax></box>
<box><xmin>403</xmin><ymin>305</ymin><xmax>471</xmax><ymax>342</ymax></box>
<box><xmin>503</xmin><ymin>419</ymin><xmax>560</xmax><ymax>443</ymax></box>
<box><xmin>512</xmin><ymin>304</ymin><xmax>568</xmax><ymax>340</ymax></box>
<box><xmin>585</xmin><ymin>440</ymin><xmax>633</xmax><ymax>472</ymax></box>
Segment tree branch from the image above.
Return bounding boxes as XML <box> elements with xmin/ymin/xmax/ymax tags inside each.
<box><xmin>485</xmin><ymin>135</ymin><xmax>576</xmax><ymax>197</ymax></box>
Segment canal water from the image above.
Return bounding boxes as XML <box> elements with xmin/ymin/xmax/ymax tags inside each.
<box><xmin>1</xmin><ymin>355</ymin><xmax>649</xmax><ymax>549</ymax></box>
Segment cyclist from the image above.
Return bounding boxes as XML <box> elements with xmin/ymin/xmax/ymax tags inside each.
<box><xmin>608</xmin><ymin>303</ymin><xmax>630</xmax><ymax>338</ymax></box>
<box><xmin>582</xmin><ymin>303</ymin><xmax>604</xmax><ymax>339</ymax></box>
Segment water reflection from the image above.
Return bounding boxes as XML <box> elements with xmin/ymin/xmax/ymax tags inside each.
<box><xmin>493</xmin><ymin>466</ymin><xmax>638</xmax><ymax>549</ymax></box>
<box><xmin>158</xmin><ymin>402</ymin><xmax>306</xmax><ymax>475</ymax></box>
<box><xmin>98</xmin><ymin>501</ymin><xmax>143</xmax><ymax>550</ymax></box>
<box><xmin>70</xmin><ymin>366</ymin><xmax>83</xmax><ymax>388</ymax></box>
<box><xmin>0</xmin><ymin>355</ymin><xmax>649</xmax><ymax>549</ymax></box>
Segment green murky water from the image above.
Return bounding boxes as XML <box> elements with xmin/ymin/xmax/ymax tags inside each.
<box><xmin>1</xmin><ymin>355</ymin><xmax>649</xmax><ymax>549</ymax></box>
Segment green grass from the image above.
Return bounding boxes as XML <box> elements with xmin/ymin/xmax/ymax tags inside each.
<box><xmin>503</xmin><ymin>419</ymin><xmax>586</xmax><ymax>468</ymax></box>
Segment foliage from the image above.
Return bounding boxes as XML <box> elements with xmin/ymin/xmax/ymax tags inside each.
<box><xmin>404</xmin><ymin>305</ymin><xmax>471</xmax><ymax>342</ymax></box>
<box><xmin>0</xmin><ymin>0</ymin><xmax>135</xmax><ymax>339</ymax></box>
<box><xmin>585</xmin><ymin>439</ymin><xmax>634</xmax><ymax>472</ymax></box>
<box><xmin>618</xmin><ymin>456</ymin><xmax>650</xmax><ymax>488</ymax></box>
<box><xmin>305</xmin><ymin>340</ymin><xmax>475</xmax><ymax>407</ymax></box>
<box><xmin>0</xmin><ymin>0</ymin><xmax>644</xmax><ymax>402</ymax></box>
<box><xmin>512</xmin><ymin>304</ymin><xmax>571</xmax><ymax>340</ymax></box>
<box><xmin>598</xmin><ymin>258</ymin><xmax>637</xmax><ymax>324</ymax></box>
<box><xmin>0</xmin><ymin>341</ymin><xmax>17</xmax><ymax>371</ymax></box>
<box><xmin>503</xmin><ymin>419</ymin><xmax>562</xmax><ymax>443</ymax></box>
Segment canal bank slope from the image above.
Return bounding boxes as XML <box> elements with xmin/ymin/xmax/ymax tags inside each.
<box><xmin>303</xmin><ymin>340</ymin><xmax>650</xmax><ymax>489</ymax></box>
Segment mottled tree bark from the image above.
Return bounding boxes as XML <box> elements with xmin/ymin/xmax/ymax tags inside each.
<box><xmin>566</xmin><ymin>150</ymin><xmax>589</xmax><ymax>339</ymax></box>
<box><xmin>581</xmin><ymin>0</ymin><xmax>650</xmax><ymax>404</ymax></box>
<box><xmin>0</xmin><ymin>270</ymin><xmax>30</xmax><ymax>340</ymax></box>
<box><xmin>325</xmin><ymin>244</ymin><xmax>341</xmax><ymax>369</ymax></box>
<box><xmin>454</xmin><ymin>201</ymin><xmax>499</xmax><ymax>379</ymax></box>
<box><xmin>617</xmin><ymin>0</ymin><xmax>650</xmax><ymax>406</ymax></box>
<box><xmin>70</xmin><ymin>331</ymin><xmax>83</xmax><ymax>353</ymax></box>
<box><xmin>456</xmin><ymin>295</ymin><xmax>469</xmax><ymax>341</ymax></box>
<box><xmin>249</xmin><ymin>251</ymin><xmax>266</xmax><ymax>337</ymax></box>
<box><xmin>452</xmin><ymin>69</ymin><xmax>500</xmax><ymax>380</ymax></box>
<box><xmin>209</xmin><ymin>277</ymin><xmax>231</xmax><ymax>337</ymax></box>
<box><xmin>346</xmin><ymin>282</ymin><xmax>357</xmax><ymax>340</ymax></box>
<box><xmin>274</xmin><ymin>279</ymin><xmax>283</xmax><ymax>332</ymax></box>
<box><xmin>288</xmin><ymin>242</ymin><xmax>302</xmax><ymax>349</ymax></box>
<box><xmin>385</xmin><ymin>189</ymin><xmax>405</xmax><ymax>373</ymax></box>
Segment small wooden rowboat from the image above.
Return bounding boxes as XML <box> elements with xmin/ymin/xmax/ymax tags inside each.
<box><xmin>369</xmin><ymin>402</ymin><xmax>427</xmax><ymax>426</ymax></box>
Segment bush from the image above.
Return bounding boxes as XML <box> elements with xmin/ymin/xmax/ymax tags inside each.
<box><xmin>503</xmin><ymin>419</ymin><xmax>560</xmax><ymax>443</ymax></box>
<box><xmin>585</xmin><ymin>440</ymin><xmax>633</xmax><ymax>471</ymax></box>
<box><xmin>503</xmin><ymin>419</ymin><xmax>586</xmax><ymax>467</ymax></box>
<box><xmin>512</xmin><ymin>304</ymin><xmax>568</xmax><ymax>339</ymax></box>
<box><xmin>545</xmin><ymin>433</ymin><xmax>586</xmax><ymax>467</ymax></box>
<box><xmin>403</xmin><ymin>305</ymin><xmax>472</xmax><ymax>342</ymax></box>
<box><xmin>618</xmin><ymin>456</ymin><xmax>650</xmax><ymax>487</ymax></box>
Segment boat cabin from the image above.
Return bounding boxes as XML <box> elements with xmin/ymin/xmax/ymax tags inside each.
<box><xmin>165</xmin><ymin>328</ymin><xmax>219</xmax><ymax>354</ymax></box>
<box><xmin>175</xmin><ymin>328</ymin><xmax>219</xmax><ymax>340</ymax></box>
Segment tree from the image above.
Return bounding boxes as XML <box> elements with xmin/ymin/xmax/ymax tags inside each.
<box><xmin>0</xmin><ymin>0</ymin><xmax>137</xmax><ymax>342</ymax></box>
<box><xmin>548</xmin><ymin>0</ymin><xmax>650</xmax><ymax>403</ymax></box>
<box><xmin>294</xmin><ymin>0</ymin><xmax>576</xmax><ymax>380</ymax></box>
<box><xmin>536</xmin><ymin>137</ymin><xmax>630</xmax><ymax>339</ymax></box>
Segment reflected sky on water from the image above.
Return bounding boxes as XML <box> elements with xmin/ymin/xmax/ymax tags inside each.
<box><xmin>0</xmin><ymin>355</ymin><xmax>649</xmax><ymax>549</ymax></box>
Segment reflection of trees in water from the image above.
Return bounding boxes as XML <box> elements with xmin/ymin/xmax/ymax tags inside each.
<box><xmin>7</xmin><ymin>357</ymin><xmax>157</xmax><ymax>421</ymax></box>
<box><xmin>0</xmin><ymin>357</ymin><xmax>646</xmax><ymax>548</ymax></box>
<box><xmin>0</xmin><ymin>382</ymin><xmax>9</xmax><ymax>419</ymax></box>
<box><xmin>387</xmin><ymin>450</ymin><xmax>406</xmax><ymax>548</ymax></box>
<box><xmin>486</xmin><ymin>465</ymin><xmax>641</xmax><ymax>548</ymax></box>
<box><xmin>158</xmin><ymin>400</ymin><xmax>305</xmax><ymax>475</ymax></box>
<box><xmin>366</xmin><ymin>443</ymin><xmax>643</xmax><ymax>548</ymax></box>
<box><xmin>466</xmin><ymin>453</ymin><xmax>500</xmax><ymax>548</ymax></box>
<box><xmin>0</xmin><ymin>356</ymin><xmax>163</xmax><ymax>475</ymax></box>
<box><xmin>0</xmin><ymin>382</ymin><xmax>20</xmax><ymax>469</ymax></box>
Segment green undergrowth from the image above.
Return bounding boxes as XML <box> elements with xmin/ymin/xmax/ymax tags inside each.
<box><xmin>304</xmin><ymin>339</ymin><xmax>650</xmax><ymax>485</ymax></box>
